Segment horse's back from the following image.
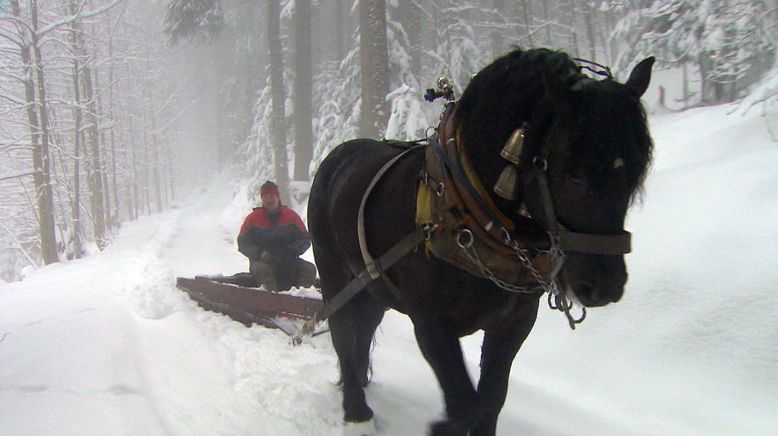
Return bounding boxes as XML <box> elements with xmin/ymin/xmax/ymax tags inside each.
<box><xmin>309</xmin><ymin>139</ymin><xmax>424</xmax><ymax>300</ymax></box>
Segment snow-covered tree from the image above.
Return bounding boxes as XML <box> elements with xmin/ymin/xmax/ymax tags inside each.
<box><xmin>613</xmin><ymin>0</ymin><xmax>774</xmax><ymax>104</ymax></box>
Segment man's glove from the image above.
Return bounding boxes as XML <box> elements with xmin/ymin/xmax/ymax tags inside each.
<box><xmin>240</xmin><ymin>245</ymin><xmax>262</xmax><ymax>261</ymax></box>
<box><xmin>287</xmin><ymin>237</ymin><xmax>311</xmax><ymax>256</ymax></box>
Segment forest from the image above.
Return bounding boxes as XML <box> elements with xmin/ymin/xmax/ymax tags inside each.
<box><xmin>1</xmin><ymin>0</ymin><xmax>777</xmax><ymax>282</ymax></box>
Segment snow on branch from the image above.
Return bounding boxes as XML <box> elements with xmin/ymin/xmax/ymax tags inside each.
<box><xmin>36</xmin><ymin>0</ymin><xmax>123</xmax><ymax>38</ymax></box>
<box><xmin>0</xmin><ymin>170</ymin><xmax>36</xmax><ymax>182</ymax></box>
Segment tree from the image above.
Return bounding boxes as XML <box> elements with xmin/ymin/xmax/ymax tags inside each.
<box><xmin>699</xmin><ymin>0</ymin><xmax>774</xmax><ymax>102</ymax></box>
<box><xmin>293</xmin><ymin>0</ymin><xmax>313</xmax><ymax>181</ymax></box>
<box><xmin>6</xmin><ymin>0</ymin><xmax>58</xmax><ymax>264</ymax></box>
<box><xmin>268</xmin><ymin>0</ymin><xmax>290</xmax><ymax>201</ymax></box>
<box><xmin>358</xmin><ymin>0</ymin><xmax>390</xmax><ymax>138</ymax></box>
<box><xmin>164</xmin><ymin>0</ymin><xmax>224</xmax><ymax>44</ymax></box>
<box><xmin>612</xmin><ymin>0</ymin><xmax>774</xmax><ymax>104</ymax></box>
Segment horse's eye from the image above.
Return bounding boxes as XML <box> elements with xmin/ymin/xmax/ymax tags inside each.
<box><xmin>569</xmin><ymin>172</ymin><xmax>584</xmax><ymax>186</ymax></box>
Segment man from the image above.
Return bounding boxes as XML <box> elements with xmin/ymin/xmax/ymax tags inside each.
<box><xmin>237</xmin><ymin>181</ymin><xmax>317</xmax><ymax>292</ymax></box>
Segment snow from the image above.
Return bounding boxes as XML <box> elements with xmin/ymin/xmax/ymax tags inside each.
<box><xmin>2</xmin><ymin>105</ymin><xmax>777</xmax><ymax>435</ymax></box>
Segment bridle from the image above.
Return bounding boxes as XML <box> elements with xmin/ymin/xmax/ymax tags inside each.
<box><xmin>436</xmin><ymin>102</ymin><xmax>633</xmax><ymax>328</ymax></box>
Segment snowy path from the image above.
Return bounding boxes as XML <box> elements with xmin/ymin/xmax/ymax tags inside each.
<box><xmin>2</xmin><ymin>105</ymin><xmax>778</xmax><ymax>435</ymax></box>
<box><xmin>0</xmin><ymin>183</ymin><xmax>344</xmax><ymax>435</ymax></box>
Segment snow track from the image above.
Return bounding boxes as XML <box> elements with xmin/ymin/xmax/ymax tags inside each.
<box><xmin>2</xmin><ymin>106</ymin><xmax>778</xmax><ymax>434</ymax></box>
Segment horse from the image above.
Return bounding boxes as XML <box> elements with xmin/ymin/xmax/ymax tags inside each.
<box><xmin>308</xmin><ymin>47</ymin><xmax>654</xmax><ymax>435</ymax></box>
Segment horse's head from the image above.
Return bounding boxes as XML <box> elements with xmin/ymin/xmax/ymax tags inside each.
<box><xmin>457</xmin><ymin>49</ymin><xmax>654</xmax><ymax>308</ymax></box>
<box><xmin>519</xmin><ymin>56</ymin><xmax>655</xmax><ymax>307</ymax></box>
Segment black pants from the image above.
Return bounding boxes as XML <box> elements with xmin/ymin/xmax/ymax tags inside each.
<box><xmin>250</xmin><ymin>257</ymin><xmax>316</xmax><ymax>292</ymax></box>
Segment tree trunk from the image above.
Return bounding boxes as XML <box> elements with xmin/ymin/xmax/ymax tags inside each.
<box><xmin>403</xmin><ymin>1</ymin><xmax>422</xmax><ymax>80</ymax></box>
<box><xmin>682</xmin><ymin>62</ymin><xmax>689</xmax><ymax>108</ymax></box>
<box><xmin>107</xmin><ymin>21</ymin><xmax>120</xmax><ymax>226</ymax></box>
<box><xmin>165</xmin><ymin>143</ymin><xmax>175</xmax><ymax>204</ymax></box>
<box><xmin>541</xmin><ymin>0</ymin><xmax>552</xmax><ymax>46</ymax></box>
<box><xmin>491</xmin><ymin>0</ymin><xmax>505</xmax><ymax>57</ymax></box>
<box><xmin>81</xmin><ymin>62</ymin><xmax>106</xmax><ymax>247</ymax></box>
<box><xmin>293</xmin><ymin>0</ymin><xmax>313</xmax><ymax>181</ymax></box>
<box><xmin>128</xmin><ymin>115</ymin><xmax>139</xmax><ymax>220</ymax></box>
<box><xmin>26</xmin><ymin>0</ymin><xmax>58</xmax><ymax>264</ymax></box>
<box><xmin>565</xmin><ymin>0</ymin><xmax>580</xmax><ymax>56</ymax></box>
<box><xmin>358</xmin><ymin>0</ymin><xmax>390</xmax><ymax>138</ymax></box>
<box><xmin>268</xmin><ymin>0</ymin><xmax>291</xmax><ymax>203</ymax></box>
<box><xmin>583</xmin><ymin>2</ymin><xmax>596</xmax><ymax>60</ymax></box>
<box><xmin>92</xmin><ymin>58</ymin><xmax>113</xmax><ymax>230</ymax></box>
<box><xmin>151</xmin><ymin>108</ymin><xmax>162</xmax><ymax>213</ymax></box>
<box><xmin>520</xmin><ymin>0</ymin><xmax>534</xmax><ymax>47</ymax></box>
<box><xmin>335</xmin><ymin>0</ymin><xmax>345</xmax><ymax>62</ymax></box>
<box><xmin>143</xmin><ymin>126</ymin><xmax>151</xmax><ymax>215</ymax></box>
<box><xmin>68</xmin><ymin>0</ymin><xmax>84</xmax><ymax>258</ymax></box>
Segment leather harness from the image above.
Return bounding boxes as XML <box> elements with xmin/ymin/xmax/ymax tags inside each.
<box><xmin>416</xmin><ymin>102</ymin><xmax>555</xmax><ymax>287</ymax></box>
<box><xmin>294</xmin><ymin>101</ymin><xmax>633</xmax><ymax>343</ymax></box>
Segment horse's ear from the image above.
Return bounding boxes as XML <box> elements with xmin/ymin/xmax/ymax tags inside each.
<box><xmin>625</xmin><ymin>57</ymin><xmax>655</xmax><ymax>97</ymax></box>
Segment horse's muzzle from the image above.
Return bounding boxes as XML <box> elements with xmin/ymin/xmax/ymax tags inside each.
<box><xmin>563</xmin><ymin>253</ymin><xmax>627</xmax><ymax>307</ymax></box>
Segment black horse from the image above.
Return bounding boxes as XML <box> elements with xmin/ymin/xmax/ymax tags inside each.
<box><xmin>308</xmin><ymin>48</ymin><xmax>654</xmax><ymax>435</ymax></box>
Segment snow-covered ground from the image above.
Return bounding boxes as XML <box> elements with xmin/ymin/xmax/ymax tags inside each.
<box><xmin>2</xmin><ymin>103</ymin><xmax>777</xmax><ymax>435</ymax></box>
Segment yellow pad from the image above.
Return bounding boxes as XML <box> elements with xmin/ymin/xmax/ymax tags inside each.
<box><xmin>415</xmin><ymin>183</ymin><xmax>432</xmax><ymax>225</ymax></box>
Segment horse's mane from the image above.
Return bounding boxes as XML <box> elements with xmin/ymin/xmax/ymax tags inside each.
<box><xmin>454</xmin><ymin>47</ymin><xmax>653</xmax><ymax>199</ymax></box>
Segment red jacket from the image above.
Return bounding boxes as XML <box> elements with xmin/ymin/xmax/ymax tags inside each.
<box><xmin>237</xmin><ymin>206</ymin><xmax>310</xmax><ymax>261</ymax></box>
<box><xmin>239</xmin><ymin>206</ymin><xmax>307</xmax><ymax>236</ymax></box>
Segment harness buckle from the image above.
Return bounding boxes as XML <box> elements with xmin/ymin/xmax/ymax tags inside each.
<box><xmin>456</xmin><ymin>228</ymin><xmax>474</xmax><ymax>249</ymax></box>
<box><xmin>435</xmin><ymin>182</ymin><xmax>446</xmax><ymax>197</ymax></box>
<box><xmin>422</xmin><ymin>223</ymin><xmax>439</xmax><ymax>241</ymax></box>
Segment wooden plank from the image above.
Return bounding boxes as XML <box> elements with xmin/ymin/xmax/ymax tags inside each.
<box><xmin>176</xmin><ymin>277</ymin><xmax>323</xmax><ymax>322</ymax></box>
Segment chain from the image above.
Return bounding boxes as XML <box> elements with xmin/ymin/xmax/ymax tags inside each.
<box><xmin>456</xmin><ymin>227</ymin><xmax>586</xmax><ymax>329</ymax></box>
<box><xmin>458</xmin><ymin>231</ymin><xmax>541</xmax><ymax>294</ymax></box>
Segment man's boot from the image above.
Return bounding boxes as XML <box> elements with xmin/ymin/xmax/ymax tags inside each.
<box><xmin>295</xmin><ymin>259</ymin><xmax>317</xmax><ymax>288</ymax></box>
<box><xmin>250</xmin><ymin>260</ymin><xmax>279</xmax><ymax>292</ymax></box>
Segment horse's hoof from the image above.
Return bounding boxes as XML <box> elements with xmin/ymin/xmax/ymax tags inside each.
<box><xmin>429</xmin><ymin>420</ymin><xmax>468</xmax><ymax>436</ymax></box>
<box><xmin>344</xmin><ymin>404</ymin><xmax>374</xmax><ymax>423</ymax></box>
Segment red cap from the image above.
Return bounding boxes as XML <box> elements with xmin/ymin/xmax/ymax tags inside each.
<box><xmin>260</xmin><ymin>181</ymin><xmax>279</xmax><ymax>197</ymax></box>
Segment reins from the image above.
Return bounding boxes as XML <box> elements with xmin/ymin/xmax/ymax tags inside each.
<box><xmin>294</xmin><ymin>145</ymin><xmax>427</xmax><ymax>345</ymax></box>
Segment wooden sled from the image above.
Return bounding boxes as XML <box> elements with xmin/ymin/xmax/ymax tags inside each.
<box><xmin>176</xmin><ymin>273</ymin><xmax>327</xmax><ymax>338</ymax></box>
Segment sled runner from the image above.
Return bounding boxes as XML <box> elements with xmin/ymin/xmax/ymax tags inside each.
<box><xmin>176</xmin><ymin>274</ymin><xmax>326</xmax><ymax>338</ymax></box>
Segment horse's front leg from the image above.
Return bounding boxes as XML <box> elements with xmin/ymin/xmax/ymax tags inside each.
<box><xmin>412</xmin><ymin>315</ymin><xmax>480</xmax><ymax>436</ymax></box>
<box><xmin>471</xmin><ymin>297</ymin><xmax>540</xmax><ymax>436</ymax></box>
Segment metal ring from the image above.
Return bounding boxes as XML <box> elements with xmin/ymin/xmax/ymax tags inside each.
<box><xmin>533</xmin><ymin>156</ymin><xmax>548</xmax><ymax>171</ymax></box>
<box><xmin>435</xmin><ymin>182</ymin><xmax>446</xmax><ymax>197</ymax></box>
<box><xmin>456</xmin><ymin>229</ymin><xmax>474</xmax><ymax>249</ymax></box>
<box><xmin>500</xmin><ymin>227</ymin><xmax>511</xmax><ymax>245</ymax></box>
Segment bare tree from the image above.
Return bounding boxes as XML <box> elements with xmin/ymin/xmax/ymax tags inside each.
<box><xmin>6</xmin><ymin>0</ymin><xmax>58</xmax><ymax>264</ymax></box>
<box><xmin>293</xmin><ymin>0</ymin><xmax>313</xmax><ymax>181</ymax></box>
<box><xmin>268</xmin><ymin>0</ymin><xmax>290</xmax><ymax>202</ymax></box>
<box><xmin>358</xmin><ymin>0</ymin><xmax>390</xmax><ymax>138</ymax></box>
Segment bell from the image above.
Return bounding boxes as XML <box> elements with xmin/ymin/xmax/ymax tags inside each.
<box><xmin>500</xmin><ymin>128</ymin><xmax>525</xmax><ymax>165</ymax></box>
<box><xmin>494</xmin><ymin>165</ymin><xmax>520</xmax><ymax>200</ymax></box>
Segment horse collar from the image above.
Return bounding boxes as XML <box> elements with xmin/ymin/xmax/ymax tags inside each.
<box><xmin>436</xmin><ymin>103</ymin><xmax>515</xmax><ymax>233</ymax></box>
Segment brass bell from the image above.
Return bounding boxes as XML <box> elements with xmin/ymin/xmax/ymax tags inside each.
<box><xmin>500</xmin><ymin>128</ymin><xmax>525</xmax><ymax>165</ymax></box>
<box><xmin>494</xmin><ymin>165</ymin><xmax>520</xmax><ymax>200</ymax></box>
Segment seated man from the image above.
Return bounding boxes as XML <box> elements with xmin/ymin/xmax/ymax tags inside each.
<box><xmin>237</xmin><ymin>181</ymin><xmax>317</xmax><ymax>292</ymax></box>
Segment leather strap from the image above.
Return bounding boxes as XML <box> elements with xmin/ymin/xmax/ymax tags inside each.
<box><xmin>534</xmin><ymin>161</ymin><xmax>631</xmax><ymax>255</ymax></box>
<box><xmin>317</xmin><ymin>228</ymin><xmax>425</xmax><ymax>322</ymax></box>
<box><xmin>359</xmin><ymin>145</ymin><xmax>426</xmax><ymax>278</ymax></box>
<box><xmin>558</xmin><ymin>230</ymin><xmax>631</xmax><ymax>255</ymax></box>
